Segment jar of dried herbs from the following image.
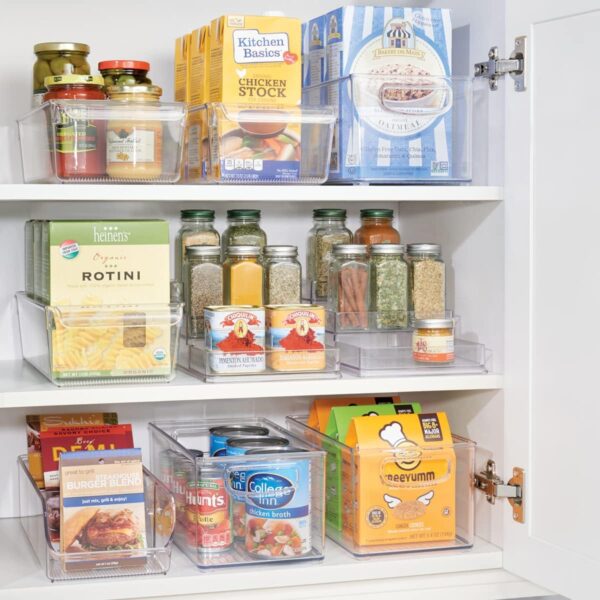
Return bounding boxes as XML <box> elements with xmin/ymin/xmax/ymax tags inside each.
<box><xmin>184</xmin><ymin>246</ymin><xmax>223</xmax><ymax>339</ymax></box>
<box><xmin>222</xmin><ymin>209</ymin><xmax>267</xmax><ymax>260</ymax></box>
<box><xmin>407</xmin><ymin>243</ymin><xmax>446</xmax><ymax>319</ymax></box>
<box><xmin>369</xmin><ymin>244</ymin><xmax>408</xmax><ymax>329</ymax></box>
<box><xmin>329</xmin><ymin>244</ymin><xmax>369</xmax><ymax>330</ymax></box>
<box><xmin>223</xmin><ymin>246</ymin><xmax>264</xmax><ymax>306</ymax></box>
<box><xmin>175</xmin><ymin>209</ymin><xmax>220</xmax><ymax>282</ymax></box>
<box><xmin>307</xmin><ymin>209</ymin><xmax>352</xmax><ymax>300</ymax></box>
<box><xmin>263</xmin><ymin>246</ymin><xmax>302</xmax><ymax>305</ymax></box>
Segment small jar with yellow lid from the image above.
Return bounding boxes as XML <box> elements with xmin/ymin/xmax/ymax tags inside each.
<box><xmin>105</xmin><ymin>84</ymin><xmax>163</xmax><ymax>180</ymax></box>
<box><xmin>412</xmin><ymin>318</ymin><xmax>455</xmax><ymax>364</ymax></box>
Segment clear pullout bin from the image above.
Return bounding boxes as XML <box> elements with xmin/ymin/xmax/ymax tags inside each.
<box><xmin>148</xmin><ymin>418</ymin><xmax>326</xmax><ymax>568</ymax></box>
<box><xmin>185</xmin><ymin>104</ymin><xmax>336</xmax><ymax>184</ymax></box>
<box><xmin>303</xmin><ymin>75</ymin><xmax>472</xmax><ymax>184</ymax></box>
<box><xmin>18</xmin><ymin>99</ymin><xmax>186</xmax><ymax>183</ymax></box>
<box><xmin>18</xmin><ymin>456</ymin><xmax>175</xmax><ymax>582</ymax></box>
<box><xmin>16</xmin><ymin>292</ymin><xmax>183</xmax><ymax>386</ymax></box>
<box><xmin>286</xmin><ymin>416</ymin><xmax>475</xmax><ymax>556</ymax></box>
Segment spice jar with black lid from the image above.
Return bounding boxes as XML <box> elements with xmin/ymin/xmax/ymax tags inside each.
<box><xmin>263</xmin><ymin>245</ymin><xmax>302</xmax><ymax>305</ymax></box>
<box><xmin>369</xmin><ymin>244</ymin><xmax>408</xmax><ymax>329</ymax></box>
<box><xmin>407</xmin><ymin>243</ymin><xmax>446</xmax><ymax>319</ymax></box>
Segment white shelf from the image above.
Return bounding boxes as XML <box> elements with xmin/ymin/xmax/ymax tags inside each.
<box><xmin>0</xmin><ymin>183</ymin><xmax>503</xmax><ymax>203</ymax></box>
<box><xmin>0</xmin><ymin>360</ymin><xmax>503</xmax><ymax>409</ymax></box>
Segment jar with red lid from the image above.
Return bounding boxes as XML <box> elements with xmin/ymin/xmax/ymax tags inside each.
<box><xmin>98</xmin><ymin>60</ymin><xmax>152</xmax><ymax>88</ymax></box>
<box><xmin>43</xmin><ymin>73</ymin><xmax>107</xmax><ymax>179</ymax></box>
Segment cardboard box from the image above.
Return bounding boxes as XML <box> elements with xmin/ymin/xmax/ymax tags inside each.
<box><xmin>174</xmin><ymin>34</ymin><xmax>191</xmax><ymax>103</ymax></box>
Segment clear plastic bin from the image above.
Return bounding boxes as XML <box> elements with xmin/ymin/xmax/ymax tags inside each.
<box><xmin>186</xmin><ymin>104</ymin><xmax>336</xmax><ymax>184</ymax></box>
<box><xmin>148</xmin><ymin>418</ymin><xmax>326</xmax><ymax>568</ymax></box>
<box><xmin>335</xmin><ymin>330</ymin><xmax>489</xmax><ymax>377</ymax></box>
<box><xmin>16</xmin><ymin>292</ymin><xmax>183</xmax><ymax>386</ymax></box>
<box><xmin>18</xmin><ymin>455</ymin><xmax>175</xmax><ymax>581</ymax></box>
<box><xmin>303</xmin><ymin>75</ymin><xmax>472</xmax><ymax>184</ymax></box>
<box><xmin>326</xmin><ymin>309</ymin><xmax>455</xmax><ymax>334</ymax></box>
<box><xmin>180</xmin><ymin>340</ymin><xmax>341</xmax><ymax>383</ymax></box>
<box><xmin>18</xmin><ymin>99</ymin><xmax>186</xmax><ymax>183</ymax></box>
<box><xmin>286</xmin><ymin>415</ymin><xmax>475</xmax><ymax>556</ymax></box>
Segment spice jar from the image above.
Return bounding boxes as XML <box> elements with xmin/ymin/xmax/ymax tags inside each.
<box><xmin>44</xmin><ymin>74</ymin><xmax>107</xmax><ymax>179</ymax></box>
<box><xmin>105</xmin><ymin>85</ymin><xmax>163</xmax><ymax>180</ymax></box>
<box><xmin>222</xmin><ymin>210</ymin><xmax>267</xmax><ymax>259</ymax></box>
<box><xmin>412</xmin><ymin>319</ymin><xmax>455</xmax><ymax>363</ymax></box>
<box><xmin>263</xmin><ymin>246</ymin><xmax>302</xmax><ymax>305</ymax></box>
<box><xmin>407</xmin><ymin>243</ymin><xmax>446</xmax><ymax>319</ymax></box>
<box><xmin>33</xmin><ymin>42</ymin><xmax>90</xmax><ymax>106</ymax></box>
<box><xmin>175</xmin><ymin>210</ymin><xmax>219</xmax><ymax>282</ymax></box>
<box><xmin>329</xmin><ymin>244</ymin><xmax>369</xmax><ymax>330</ymax></box>
<box><xmin>184</xmin><ymin>246</ymin><xmax>223</xmax><ymax>339</ymax></box>
<box><xmin>354</xmin><ymin>209</ymin><xmax>400</xmax><ymax>246</ymax></box>
<box><xmin>223</xmin><ymin>246</ymin><xmax>264</xmax><ymax>306</ymax></box>
<box><xmin>370</xmin><ymin>244</ymin><xmax>408</xmax><ymax>329</ymax></box>
<box><xmin>98</xmin><ymin>60</ymin><xmax>151</xmax><ymax>88</ymax></box>
<box><xmin>307</xmin><ymin>209</ymin><xmax>352</xmax><ymax>300</ymax></box>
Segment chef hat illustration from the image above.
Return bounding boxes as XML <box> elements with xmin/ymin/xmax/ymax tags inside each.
<box><xmin>379</xmin><ymin>421</ymin><xmax>407</xmax><ymax>448</ymax></box>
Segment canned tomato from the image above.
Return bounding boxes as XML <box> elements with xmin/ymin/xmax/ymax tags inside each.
<box><xmin>209</xmin><ymin>425</ymin><xmax>269</xmax><ymax>457</ymax></box>
<box><xmin>185</xmin><ymin>467</ymin><xmax>232</xmax><ymax>552</ymax></box>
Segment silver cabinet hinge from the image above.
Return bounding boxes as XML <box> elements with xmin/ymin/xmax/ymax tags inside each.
<box><xmin>474</xmin><ymin>459</ymin><xmax>524</xmax><ymax>523</ymax></box>
<box><xmin>474</xmin><ymin>36</ymin><xmax>526</xmax><ymax>91</ymax></box>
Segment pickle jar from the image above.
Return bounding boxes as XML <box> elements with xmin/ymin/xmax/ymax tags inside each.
<box><xmin>99</xmin><ymin>60</ymin><xmax>151</xmax><ymax>88</ymax></box>
<box><xmin>329</xmin><ymin>244</ymin><xmax>369</xmax><ymax>330</ymax></box>
<box><xmin>222</xmin><ymin>210</ymin><xmax>267</xmax><ymax>260</ymax></box>
<box><xmin>307</xmin><ymin>209</ymin><xmax>352</xmax><ymax>301</ymax></box>
<box><xmin>354</xmin><ymin>209</ymin><xmax>400</xmax><ymax>246</ymax></box>
<box><xmin>407</xmin><ymin>243</ymin><xmax>446</xmax><ymax>319</ymax></box>
<box><xmin>263</xmin><ymin>245</ymin><xmax>302</xmax><ymax>305</ymax></box>
<box><xmin>223</xmin><ymin>246</ymin><xmax>264</xmax><ymax>306</ymax></box>
<box><xmin>412</xmin><ymin>318</ymin><xmax>455</xmax><ymax>364</ymax></box>
<box><xmin>33</xmin><ymin>42</ymin><xmax>90</xmax><ymax>106</ymax></box>
<box><xmin>369</xmin><ymin>244</ymin><xmax>409</xmax><ymax>330</ymax></box>
<box><xmin>175</xmin><ymin>210</ymin><xmax>219</xmax><ymax>282</ymax></box>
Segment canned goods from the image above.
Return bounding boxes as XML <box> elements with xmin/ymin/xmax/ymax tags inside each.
<box><xmin>209</xmin><ymin>425</ymin><xmax>270</xmax><ymax>457</ymax></box>
<box><xmin>185</xmin><ymin>467</ymin><xmax>232</xmax><ymax>552</ymax></box>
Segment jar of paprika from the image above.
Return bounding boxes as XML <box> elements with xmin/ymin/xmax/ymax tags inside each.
<box><xmin>354</xmin><ymin>209</ymin><xmax>400</xmax><ymax>246</ymax></box>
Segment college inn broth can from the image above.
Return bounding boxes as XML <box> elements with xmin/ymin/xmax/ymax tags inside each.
<box><xmin>209</xmin><ymin>424</ymin><xmax>270</xmax><ymax>456</ymax></box>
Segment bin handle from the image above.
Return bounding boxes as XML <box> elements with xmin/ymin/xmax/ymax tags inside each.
<box><xmin>378</xmin><ymin>80</ymin><xmax>453</xmax><ymax>117</ymax></box>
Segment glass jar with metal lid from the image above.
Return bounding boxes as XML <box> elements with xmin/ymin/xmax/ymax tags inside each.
<box><xmin>263</xmin><ymin>245</ymin><xmax>302</xmax><ymax>305</ymax></box>
<box><xmin>222</xmin><ymin>210</ymin><xmax>267</xmax><ymax>260</ymax></box>
<box><xmin>407</xmin><ymin>243</ymin><xmax>446</xmax><ymax>319</ymax></box>
<box><xmin>98</xmin><ymin>60</ymin><xmax>151</xmax><ymax>88</ymax></box>
<box><xmin>307</xmin><ymin>208</ymin><xmax>353</xmax><ymax>300</ymax></box>
<box><xmin>175</xmin><ymin>210</ymin><xmax>219</xmax><ymax>282</ymax></box>
<box><xmin>329</xmin><ymin>244</ymin><xmax>369</xmax><ymax>330</ymax></box>
<box><xmin>33</xmin><ymin>42</ymin><xmax>90</xmax><ymax>105</ymax></box>
<box><xmin>223</xmin><ymin>246</ymin><xmax>264</xmax><ymax>306</ymax></box>
<box><xmin>354</xmin><ymin>208</ymin><xmax>400</xmax><ymax>246</ymax></box>
<box><xmin>412</xmin><ymin>318</ymin><xmax>455</xmax><ymax>364</ymax></box>
<box><xmin>369</xmin><ymin>244</ymin><xmax>409</xmax><ymax>330</ymax></box>
<box><xmin>105</xmin><ymin>84</ymin><xmax>164</xmax><ymax>180</ymax></box>
<box><xmin>184</xmin><ymin>246</ymin><xmax>223</xmax><ymax>339</ymax></box>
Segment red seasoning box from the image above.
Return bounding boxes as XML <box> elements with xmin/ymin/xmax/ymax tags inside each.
<box><xmin>40</xmin><ymin>424</ymin><xmax>133</xmax><ymax>489</ymax></box>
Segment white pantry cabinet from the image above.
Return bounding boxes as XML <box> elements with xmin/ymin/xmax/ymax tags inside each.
<box><xmin>0</xmin><ymin>0</ymin><xmax>597</xmax><ymax>599</ymax></box>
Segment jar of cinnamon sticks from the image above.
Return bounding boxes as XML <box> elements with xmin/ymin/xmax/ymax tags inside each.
<box><xmin>328</xmin><ymin>244</ymin><xmax>369</xmax><ymax>330</ymax></box>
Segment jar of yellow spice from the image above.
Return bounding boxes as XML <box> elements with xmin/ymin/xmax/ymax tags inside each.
<box><xmin>106</xmin><ymin>84</ymin><xmax>163</xmax><ymax>180</ymax></box>
<box><xmin>223</xmin><ymin>246</ymin><xmax>264</xmax><ymax>306</ymax></box>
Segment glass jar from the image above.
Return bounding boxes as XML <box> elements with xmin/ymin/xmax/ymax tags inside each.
<box><xmin>175</xmin><ymin>210</ymin><xmax>219</xmax><ymax>282</ymax></box>
<box><xmin>307</xmin><ymin>209</ymin><xmax>352</xmax><ymax>300</ymax></box>
<box><xmin>354</xmin><ymin>209</ymin><xmax>400</xmax><ymax>246</ymax></box>
<box><xmin>98</xmin><ymin>60</ymin><xmax>151</xmax><ymax>88</ymax></box>
<box><xmin>407</xmin><ymin>243</ymin><xmax>446</xmax><ymax>319</ymax></box>
<box><xmin>263</xmin><ymin>246</ymin><xmax>302</xmax><ymax>305</ymax></box>
<box><xmin>44</xmin><ymin>74</ymin><xmax>107</xmax><ymax>180</ymax></box>
<box><xmin>223</xmin><ymin>246</ymin><xmax>264</xmax><ymax>306</ymax></box>
<box><xmin>412</xmin><ymin>318</ymin><xmax>455</xmax><ymax>363</ymax></box>
<box><xmin>33</xmin><ymin>42</ymin><xmax>90</xmax><ymax>105</ymax></box>
<box><xmin>369</xmin><ymin>244</ymin><xmax>409</xmax><ymax>329</ymax></box>
<box><xmin>184</xmin><ymin>246</ymin><xmax>223</xmax><ymax>339</ymax></box>
<box><xmin>105</xmin><ymin>84</ymin><xmax>163</xmax><ymax>180</ymax></box>
<box><xmin>329</xmin><ymin>244</ymin><xmax>369</xmax><ymax>330</ymax></box>
<box><xmin>222</xmin><ymin>210</ymin><xmax>267</xmax><ymax>260</ymax></box>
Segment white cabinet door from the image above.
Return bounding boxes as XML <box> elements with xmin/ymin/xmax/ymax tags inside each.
<box><xmin>504</xmin><ymin>1</ymin><xmax>600</xmax><ymax>599</ymax></box>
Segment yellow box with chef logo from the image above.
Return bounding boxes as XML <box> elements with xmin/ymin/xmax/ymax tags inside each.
<box><xmin>344</xmin><ymin>412</ymin><xmax>455</xmax><ymax>547</ymax></box>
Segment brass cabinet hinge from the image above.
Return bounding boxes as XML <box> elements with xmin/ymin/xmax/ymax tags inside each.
<box><xmin>474</xmin><ymin>459</ymin><xmax>524</xmax><ymax>523</ymax></box>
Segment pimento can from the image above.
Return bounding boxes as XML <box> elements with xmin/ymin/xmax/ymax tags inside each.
<box><xmin>204</xmin><ymin>306</ymin><xmax>265</xmax><ymax>374</ymax></box>
<box><xmin>209</xmin><ymin>425</ymin><xmax>270</xmax><ymax>456</ymax></box>
<box><xmin>185</xmin><ymin>467</ymin><xmax>232</xmax><ymax>552</ymax></box>
<box><xmin>266</xmin><ymin>305</ymin><xmax>326</xmax><ymax>372</ymax></box>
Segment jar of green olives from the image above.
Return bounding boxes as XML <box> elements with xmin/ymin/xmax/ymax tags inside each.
<box><xmin>98</xmin><ymin>60</ymin><xmax>152</xmax><ymax>89</ymax></box>
<box><xmin>33</xmin><ymin>42</ymin><xmax>90</xmax><ymax>106</ymax></box>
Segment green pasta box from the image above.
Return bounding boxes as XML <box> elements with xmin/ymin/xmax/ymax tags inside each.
<box><xmin>324</xmin><ymin>402</ymin><xmax>421</xmax><ymax>531</ymax></box>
